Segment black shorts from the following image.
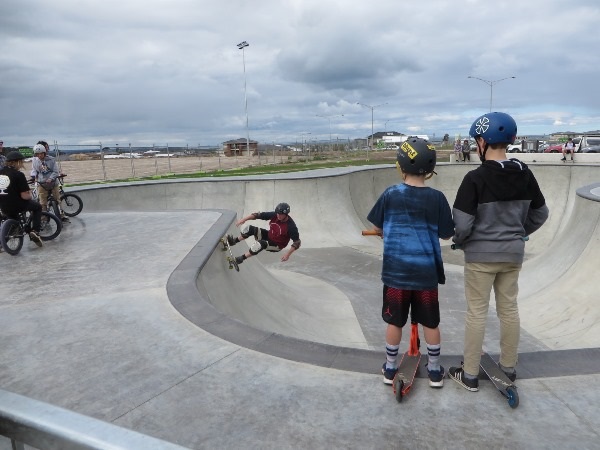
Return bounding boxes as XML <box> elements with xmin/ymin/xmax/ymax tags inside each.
<box><xmin>382</xmin><ymin>285</ymin><xmax>440</xmax><ymax>329</ymax></box>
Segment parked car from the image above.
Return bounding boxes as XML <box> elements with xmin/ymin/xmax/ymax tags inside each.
<box><xmin>578</xmin><ymin>136</ymin><xmax>600</xmax><ymax>153</ymax></box>
<box><xmin>506</xmin><ymin>143</ymin><xmax>524</xmax><ymax>153</ymax></box>
<box><xmin>544</xmin><ymin>143</ymin><xmax>564</xmax><ymax>153</ymax></box>
<box><xmin>580</xmin><ymin>145</ymin><xmax>600</xmax><ymax>153</ymax></box>
<box><xmin>537</xmin><ymin>143</ymin><xmax>550</xmax><ymax>152</ymax></box>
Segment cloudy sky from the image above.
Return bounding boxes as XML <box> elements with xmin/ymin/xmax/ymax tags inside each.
<box><xmin>1</xmin><ymin>0</ymin><xmax>599</xmax><ymax>148</ymax></box>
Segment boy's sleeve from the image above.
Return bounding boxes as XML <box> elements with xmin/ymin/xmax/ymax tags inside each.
<box><xmin>15</xmin><ymin>172</ymin><xmax>30</xmax><ymax>193</ymax></box>
<box><xmin>524</xmin><ymin>173</ymin><xmax>549</xmax><ymax>235</ymax></box>
<box><xmin>367</xmin><ymin>193</ymin><xmax>385</xmax><ymax>228</ymax></box>
<box><xmin>256</xmin><ymin>211</ymin><xmax>274</xmax><ymax>220</ymax></box>
<box><xmin>438</xmin><ymin>194</ymin><xmax>455</xmax><ymax>239</ymax></box>
<box><xmin>50</xmin><ymin>160</ymin><xmax>59</xmax><ymax>179</ymax></box>
<box><xmin>452</xmin><ymin>175</ymin><xmax>477</xmax><ymax>245</ymax></box>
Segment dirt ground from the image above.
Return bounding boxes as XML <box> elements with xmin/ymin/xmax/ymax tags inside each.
<box><xmin>52</xmin><ymin>149</ymin><xmax>453</xmax><ymax>185</ymax></box>
<box><xmin>53</xmin><ymin>151</ymin><xmax>390</xmax><ymax>184</ymax></box>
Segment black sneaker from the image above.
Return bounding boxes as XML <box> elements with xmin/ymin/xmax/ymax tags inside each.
<box><xmin>448</xmin><ymin>366</ymin><xmax>478</xmax><ymax>392</ymax></box>
<box><xmin>61</xmin><ymin>216</ymin><xmax>70</xmax><ymax>223</ymax></box>
<box><xmin>503</xmin><ymin>370</ymin><xmax>517</xmax><ymax>382</ymax></box>
<box><xmin>235</xmin><ymin>255</ymin><xmax>245</xmax><ymax>265</ymax></box>
<box><xmin>427</xmin><ymin>365</ymin><xmax>445</xmax><ymax>388</ymax></box>
<box><xmin>381</xmin><ymin>363</ymin><xmax>398</xmax><ymax>385</ymax></box>
<box><xmin>227</xmin><ymin>234</ymin><xmax>237</xmax><ymax>246</ymax></box>
<box><xmin>29</xmin><ymin>231</ymin><xmax>43</xmax><ymax>248</ymax></box>
<box><xmin>561</xmin><ymin>157</ymin><xmax>566</xmax><ymax>161</ymax></box>
<box><xmin>499</xmin><ymin>364</ymin><xmax>517</xmax><ymax>382</ymax></box>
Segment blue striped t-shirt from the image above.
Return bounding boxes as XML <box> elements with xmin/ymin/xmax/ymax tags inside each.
<box><xmin>367</xmin><ymin>183</ymin><xmax>454</xmax><ymax>290</ymax></box>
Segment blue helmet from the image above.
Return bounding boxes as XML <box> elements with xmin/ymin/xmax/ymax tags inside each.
<box><xmin>469</xmin><ymin>112</ymin><xmax>517</xmax><ymax>145</ymax></box>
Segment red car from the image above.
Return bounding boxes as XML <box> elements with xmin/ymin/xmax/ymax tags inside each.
<box><xmin>544</xmin><ymin>143</ymin><xmax>564</xmax><ymax>153</ymax></box>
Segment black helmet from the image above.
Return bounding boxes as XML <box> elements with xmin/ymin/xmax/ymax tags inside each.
<box><xmin>275</xmin><ymin>202</ymin><xmax>290</xmax><ymax>215</ymax></box>
<box><xmin>396</xmin><ymin>137</ymin><xmax>436</xmax><ymax>175</ymax></box>
<box><xmin>5</xmin><ymin>151</ymin><xmax>25</xmax><ymax>162</ymax></box>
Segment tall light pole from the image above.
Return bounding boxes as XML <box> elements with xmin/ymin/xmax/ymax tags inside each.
<box><xmin>357</xmin><ymin>102</ymin><xmax>387</xmax><ymax>159</ymax></box>
<box><xmin>299</xmin><ymin>132</ymin><xmax>311</xmax><ymax>153</ymax></box>
<box><xmin>237</xmin><ymin>41</ymin><xmax>251</xmax><ymax>157</ymax></box>
<box><xmin>315</xmin><ymin>114</ymin><xmax>344</xmax><ymax>151</ymax></box>
<box><xmin>468</xmin><ymin>76</ymin><xmax>515</xmax><ymax>112</ymax></box>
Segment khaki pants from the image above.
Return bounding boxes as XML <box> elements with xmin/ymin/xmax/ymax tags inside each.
<box><xmin>37</xmin><ymin>184</ymin><xmax>62</xmax><ymax>214</ymax></box>
<box><xmin>463</xmin><ymin>262</ymin><xmax>522</xmax><ymax>376</ymax></box>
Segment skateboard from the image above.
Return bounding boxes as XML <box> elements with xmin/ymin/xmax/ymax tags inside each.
<box><xmin>220</xmin><ymin>236</ymin><xmax>239</xmax><ymax>272</ymax></box>
<box><xmin>479</xmin><ymin>353</ymin><xmax>519</xmax><ymax>409</ymax></box>
<box><xmin>392</xmin><ymin>322</ymin><xmax>421</xmax><ymax>403</ymax></box>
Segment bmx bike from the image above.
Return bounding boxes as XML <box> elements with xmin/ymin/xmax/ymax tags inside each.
<box><xmin>31</xmin><ymin>174</ymin><xmax>83</xmax><ymax>219</ymax></box>
<box><xmin>0</xmin><ymin>209</ymin><xmax>62</xmax><ymax>255</ymax></box>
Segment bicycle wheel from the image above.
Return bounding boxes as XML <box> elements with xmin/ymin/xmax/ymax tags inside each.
<box><xmin>61</xmin><ymin>193</ymin><xmax>83</xmax><ymax>217</ymax></box>
<box><xmin>39</xmin><ymin>212</ymin><xmax>62</xmax><ymax>241</ymax></box>
<box><xmin>1</xmin><ymin>218</ymin><xmax>24</xmax><ymax>255</ymax></box>
<box><xmin>49</xmin><ymin>196</ymin><xmax>61</xmax><ymax>219</ymax></box>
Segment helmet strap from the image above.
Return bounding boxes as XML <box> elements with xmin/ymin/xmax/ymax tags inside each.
<box><xmin>476</xmin><ymin>138</ymin><xmax>488</xmax><ymax>162</ymax></box>
<box><xmin>395</xmin><ymin>161</ymin><xmax>407</xmax><ymax>181</ymax></box>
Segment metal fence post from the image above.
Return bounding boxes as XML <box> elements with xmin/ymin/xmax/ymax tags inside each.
<box><xmin>100</xmin><ymin>143</ymin><xmax>107</xmax><ymax>180</ymax></box>
<box><xmin>129</xmin><ymin>143</ymin><xmax>135</xmax><ymax>178</ymax></box>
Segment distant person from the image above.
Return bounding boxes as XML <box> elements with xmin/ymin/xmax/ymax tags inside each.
<box><xmin>449</xmin><ymin>112</ymin><xmax>549</xmax><ymax>392</ymax></box>
<box><xmin>31</xmin><ymin>141</ymin><xmax>68</xmax><ymax>222</ymax></box>
<box><xmin>462</xmin><ymin>139</ymin><xmax>471</xmax><ymax>162</ymax></box>
<box><xmin>454</xmin><ymin>139</ymin><xmax>462</xmax><ymax>162</ymax></box>
<box><xmin>0</xmin><ymin>140</ymin><xmax>5</xmax><ymax>170</ymax></box>
<box><xmin>367</xmin><ymin>137</ymin><xmax>454</xmax><ymax>388</ymax></box>
<box><xmin>561</xmin><ymin>137</ymin><xmax>575</xmax><ymax>162</ymax></box>
<box><xmin>226</xmin><ymin>202</ymin><xmax>301</xmax><ymax>265</ymax></box>
<box><xmin>0</xmin><ymin>151</ymin><xmax>43</xmax><ymax>247</ymax></box>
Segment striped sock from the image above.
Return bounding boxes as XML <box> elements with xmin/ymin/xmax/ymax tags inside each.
<box><xmin>385</xmin><ymin>344</ymin><xmax>399</xmax><ymax>369</ymax></box>
<box><xmin>427</xmin><ymin>344</ymin><xmax>441</xmax><ymax>371</ymax></box>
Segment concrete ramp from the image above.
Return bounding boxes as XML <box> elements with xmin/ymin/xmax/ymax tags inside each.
<box><xmin>519</xmin><ymin>184</ymin><xmax>600</xmax><ymax>349</ymax></box>
<box><xmin>75</xmin><ymin>164</ymin><xmax>600</xmax><ymax>352</ymax></box>
<box><xmin>198</xmin><ymin>235</ymin><xmax>369</xmax><ymax>348</ymax></box>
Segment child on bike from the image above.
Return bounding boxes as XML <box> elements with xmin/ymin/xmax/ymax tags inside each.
<box><xmin>31</xmin><ymin>141</ymin><xmax>69</xmax><ymax>222</ymax></box>
<box><xmin>0</xmin><ymin>151</ymin><xmax>43</xmax><ymax>247</ymax></box>
<box><xmin>367</xmin><ymin>137</ymin><xmax>454</xmax><ymax>388</ymax></box>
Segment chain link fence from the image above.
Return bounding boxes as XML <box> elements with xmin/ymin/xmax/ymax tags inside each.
<box><xmin>47</xmin><ymin>143</ymin><xmax>410</xmax><ymax>184</ymax></box>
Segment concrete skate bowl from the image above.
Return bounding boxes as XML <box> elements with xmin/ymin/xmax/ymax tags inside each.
<box><xmin>74</xmin><ymin>164</ymin><xmax>600</xmax><ymax>375</ymax></box>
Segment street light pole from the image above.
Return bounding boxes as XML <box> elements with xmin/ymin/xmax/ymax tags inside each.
<box><xmin>237</xmin><ymin>41</ymin><xmax>252</xmax><ymax>158</ymax></box>
<box><xmin>467</xmin><ymin>76</ymin><xmax>516</xmax><ymax>112</ymax></box>
<box><xmin>316</xmin><ymin>114</ymin><xmax>344</xmax><ymax>151</ymax></box>
<box><xmin>299</xmin><ymin>132</ymin><xmax>311</xmax><ymax>157</ymax></box>
<box><xmin>357</xmin><ymin>102</ymin><xmax>387</xmax><ymax>159</ymax></box>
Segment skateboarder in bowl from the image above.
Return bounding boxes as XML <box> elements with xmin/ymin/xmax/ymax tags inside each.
<box><xmin>367</xmin><ymin>137</ymin><xmax>454</xmax><ymax>388</ymax></box>
<box><xmin>226</xmin><ymin>202</ymin><xmax>301</xmax><ymax>265</ymax></box>
<box><xmin>449</xmin><ymin>112</ymin><xmax>549</xmax><ymax>391</ymax></box>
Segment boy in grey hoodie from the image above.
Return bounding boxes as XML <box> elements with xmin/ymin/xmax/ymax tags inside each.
<box><xmin>449</xmin><ymin>112</ymin><xmax>549</xmax><ymax>391</ymax></box>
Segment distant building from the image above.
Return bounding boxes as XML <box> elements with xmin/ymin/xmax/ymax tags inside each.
<box><xmin>222</xmin><ymin>138</ymin><xmax>259</xmax><ymax>157</ymax></box>
<box><xmin>551</xmin><ymin>130</ymin><xmax>600</xmax><ymax>140</ymax></box>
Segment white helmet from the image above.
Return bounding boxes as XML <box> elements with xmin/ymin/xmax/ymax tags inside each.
<box><xmin>33</xmin><ymin>143</ymin><xmax>46</xmax><ymax>154</ymax></box>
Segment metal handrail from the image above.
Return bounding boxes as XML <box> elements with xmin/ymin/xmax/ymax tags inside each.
<box><xmin>0</xmin><ymin>389</ymin><xmax>190</xmax><ymax>450</ymax></box>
